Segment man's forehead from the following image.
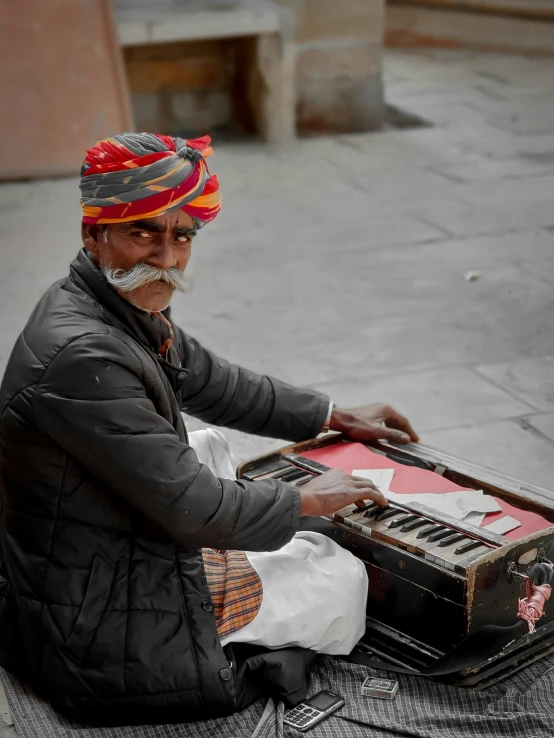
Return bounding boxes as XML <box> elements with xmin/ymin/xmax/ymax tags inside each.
<box><xmin>120</xmin><ymin>212</ymin><xmax>195</xmax><ymax>232</ymax></box>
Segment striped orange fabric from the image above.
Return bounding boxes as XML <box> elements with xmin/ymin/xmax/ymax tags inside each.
<box><xmin>202</xmin><ymin>549</ymin><xmax>263</xmax><ymax>638</ymax></box>
<box><xmin>80</xmin><ymin>133</ymin><xmax>221</xmax><ymax>229</ymax></box>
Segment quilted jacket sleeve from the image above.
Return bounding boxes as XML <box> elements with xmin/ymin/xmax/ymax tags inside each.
<box><xmin>33</xmin><ymin>332</ymin><xmax>301</xmax><ymax>551</ymax></box>
<box><xmin>176</xmin><ymin>329</ymin><xmax>330</xmax><ymax>441</ymax></box>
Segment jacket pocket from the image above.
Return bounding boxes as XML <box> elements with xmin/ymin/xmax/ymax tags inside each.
<box><xmin>65</xmin><ymin>554</ymin><xmax>115</xmax><ymax>661</ymax></box>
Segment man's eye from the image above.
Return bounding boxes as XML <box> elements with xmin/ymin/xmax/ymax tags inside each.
<box><xmin>176</xmin><ymin>235</ymin><xmax>191</xmax><ymax>243</ymax></box>
<box><xmin>132</xmin><ymin>231</ymin><xmax>151</xmax><ymax>239</ymax></box>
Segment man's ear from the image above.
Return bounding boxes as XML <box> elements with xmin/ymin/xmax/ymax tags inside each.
<box><xmin>82</xmin><ymin>223</ymin><xmax>103</xmax><ymax>257</ymax></box>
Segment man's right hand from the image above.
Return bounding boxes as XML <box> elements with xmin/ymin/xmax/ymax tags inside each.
<box><xmin>299</xmin><ymin>468</ymin><xmax>388</xmax><ymax>518</ymax></box>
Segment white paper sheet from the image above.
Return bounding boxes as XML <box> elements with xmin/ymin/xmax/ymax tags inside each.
<box><xmin>385</xmin><ymin>490</ymin><xmax>501</xmax><ymax>522</ymax></box>
<box><xmin>351</xmin><ymin>468</ymin><xmax>502</xmax><ymax>527</ymax></box>
<box><xmin>352</xmin><ymin>468</ymin><xmax>395</xmax><ymax>494</ymax></box>
<box><xmin>463</xmin><ymin>511</ymin><xmax>487</xmax><ymax>528</ymax></box>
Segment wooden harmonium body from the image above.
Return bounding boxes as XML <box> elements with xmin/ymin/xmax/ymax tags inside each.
<box><xmin>238</xmin><ymin>435</ymin><xmax>554</xmax><ymax>687</ymax></box>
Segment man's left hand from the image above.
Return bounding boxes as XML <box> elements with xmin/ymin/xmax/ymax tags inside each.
<box><xmin>329</xmin><ymin>403</ymin><xmax>419</xmax><ymax>445</ymax></box>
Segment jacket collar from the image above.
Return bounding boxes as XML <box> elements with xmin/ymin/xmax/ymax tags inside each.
<box><xmin>69</xmin><ymin>248</ymin><xmax>181</xmax><ymax>364</ymax></box>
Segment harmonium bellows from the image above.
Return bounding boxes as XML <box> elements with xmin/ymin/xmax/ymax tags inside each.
<box><xmin>237</xmin><ymin>434</ymin><xmax>554</xmax><ymax>688</ymax></box>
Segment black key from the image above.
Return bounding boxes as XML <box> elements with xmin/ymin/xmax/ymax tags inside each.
<box><xmin>437</xmin><ymin>532</ymin><xmax>467</xmax><ymax>548</ymax></box>
<box><xmin>276</xmin><ymin>468</ymin><xmax>310</xmax><ymax>482</ymax></box>
<box><xmin>294</xmin><ymin>475</ymin><xmax>314</xmax><ymax>486</ymax></box>
<box><xmin>401</xmin><ymin>517</ymin><xmax>429</xmax><ymax>532</ymax></box>
<box><xmin>388</xmin><ymin>514</ymin><xmax>418</xmax><ymax>529</ymax></box>
<box><xmin>454</xmin><ymin>539</ymin><xmax>484</xmax><ymax>555</ymax></box>
<box><xmin>242</xmin><ymin>460</ymin><xmax>289</xmax><ymax>480</ymax></box>
<box><xmin>374</xmin><ymin>508</ymin><xmax>399</xmax><ymax>521</ymax></box>
<box><xmin>427</xmin><ymin>527</ymin><xmax>453</xmax><ymax>543</ymax></box>
<box><xmin>361</xmin><ymin>501</ymin><xmax>378</xmax><ymax>511</ymax></box>
<box><xmin>416</xmin><ymin>523</ymin><xmax>443</xmax><ymax>539</ymax></box>
<box><xmin>364</xmin><ymin>505</ymin><xmax>387</xmax><ymax>518</ymax></box>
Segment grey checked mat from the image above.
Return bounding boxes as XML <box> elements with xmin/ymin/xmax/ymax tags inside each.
<box><xmin>3</xmin><ymin>654</ymin><xmax>554</xmax><ymax>737</ymax></box>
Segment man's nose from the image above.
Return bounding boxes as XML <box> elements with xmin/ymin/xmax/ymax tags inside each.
<box><xmin>147</xmin><ymin>236</ymin><xmax>176</xmax><ymax>271</ymax></box>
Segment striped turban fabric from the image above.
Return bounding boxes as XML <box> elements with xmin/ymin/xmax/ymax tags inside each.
<box><xmin>80</xmin><ymin>132</ymin><xmax>221</xmax><ymax>229</ymax></box>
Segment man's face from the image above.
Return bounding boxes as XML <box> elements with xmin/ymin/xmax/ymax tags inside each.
<box><xmin>83</xmin><ymin>211</ymin><xmax>195</xmax><ymax>312</ymax></box>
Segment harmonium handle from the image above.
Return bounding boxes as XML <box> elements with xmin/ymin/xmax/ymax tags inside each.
<box><xmin>510</xmin><ymin>561</ymin><xmax>554</xmax><ymax>634</ymax></box>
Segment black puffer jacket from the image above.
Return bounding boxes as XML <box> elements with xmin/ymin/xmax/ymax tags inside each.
<box><xmin>0</xmin><ymin>249</ymin><xmax>329</xmax><ymax>723</ymax></box>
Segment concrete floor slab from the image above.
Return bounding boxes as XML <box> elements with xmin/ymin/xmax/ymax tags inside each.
<box><xmin>173</xmin><ymin>228</ymin><xmax>554</xmax><ymax>389</ymax></box>
<box><xmin>423</xmin><ymin>418</ymin><xmax>554</xmax><ymax>491</ymax></box>
<box><xmin>414</xmin><ymin>195</ymin><xmax>554</xmax><ymax>238</ymax></box>
<box><xmin>311</xmin><ymin>366</ymin><xmax>534</xmax><ymax>433</ymax></box>
<box><xmin>429</xmin><ymin>157</ymin><xmax>554</xmax><ymax>183</ymax></box>
<box><xmin>477</xmin><ymin>357</ymin><xmax>554</xmax><ymax>412</ymax></box>
<box><xmin>524</xmin><ymin>249</ymin><xmax>554</xmax><ymax>287</ymax></box>
<box><xmin>527</xmin><ymin>413</ymin><xmax>554</xmax><ymax>444</ymax></box>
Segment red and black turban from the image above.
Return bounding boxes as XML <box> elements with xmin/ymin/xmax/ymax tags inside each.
<box><xmin>80</xmin><ymin>132</ymin><xmax>221</xmax><ymax>229</ymax></box>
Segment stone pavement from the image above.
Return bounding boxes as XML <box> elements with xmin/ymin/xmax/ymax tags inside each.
<box><xmin>1</xmin><ymin>49</ymin><xmax>554</xmax><ymax>500</ymax></box>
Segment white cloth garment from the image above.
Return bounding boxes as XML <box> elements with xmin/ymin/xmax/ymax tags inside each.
<box><xmin>187</xmin><ymin>426</ymin><xmax>238</xmax><ymax>480</ymax></box>
<box><xmin>187</xmin><ymin>425</ymin><xmax>368</xmax><ymax>655</ymax></box>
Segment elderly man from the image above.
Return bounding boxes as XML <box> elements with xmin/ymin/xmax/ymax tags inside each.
<box><xmin>0</xmin><ymin>133</ymin><xmax>417</xmax><ymax>724</ymax></box>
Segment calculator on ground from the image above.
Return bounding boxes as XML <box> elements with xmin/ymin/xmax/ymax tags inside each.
<box><xmin>283</xmin><ymin>689</ymin><xmax>345</xmax><ymax>732</ymax></box>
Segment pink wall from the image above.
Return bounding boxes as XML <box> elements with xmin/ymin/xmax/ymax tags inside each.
<box><xmin>0</xmin><ymin>0</ymin><xmax>133</xmax><ymax>179</ymax></box>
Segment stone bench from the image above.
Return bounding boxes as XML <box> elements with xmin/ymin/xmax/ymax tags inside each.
<box><xmin>113</xmin><ymin>0</ymin><xmax>295</xmax><ymax>143</ymax></box>
<box><xmin>389</xmin><ymin>0</ymin><xmax>554</xmax><ymax>20</ymax></box>
<box><xmin>386</xmin><ymin>0</ymin><xmax>554</xmax><ymax>55</ymax></box>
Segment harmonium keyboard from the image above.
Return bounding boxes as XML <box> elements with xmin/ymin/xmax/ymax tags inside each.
<box><xmin>237</xmin><ymin>434</ymin><xmax>554</xmax><ymax>688</ymax></box>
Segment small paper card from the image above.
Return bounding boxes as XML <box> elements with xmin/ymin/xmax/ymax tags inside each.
<box><xmin>483</xmin><ymin>516</ymin><xmax>521</xmax><ymax>535</ymax></box>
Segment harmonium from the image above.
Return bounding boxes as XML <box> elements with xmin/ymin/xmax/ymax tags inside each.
<box><xmin>237</xmin><ymin>434</ymin><xmax>554</xmax><ymax>688</ymax></box>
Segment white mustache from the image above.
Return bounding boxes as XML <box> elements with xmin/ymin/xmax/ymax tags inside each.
<box><xmin>102</xmin><ymin>263</ymin><xmax>187</xmax><ymax>293</ymax></box>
